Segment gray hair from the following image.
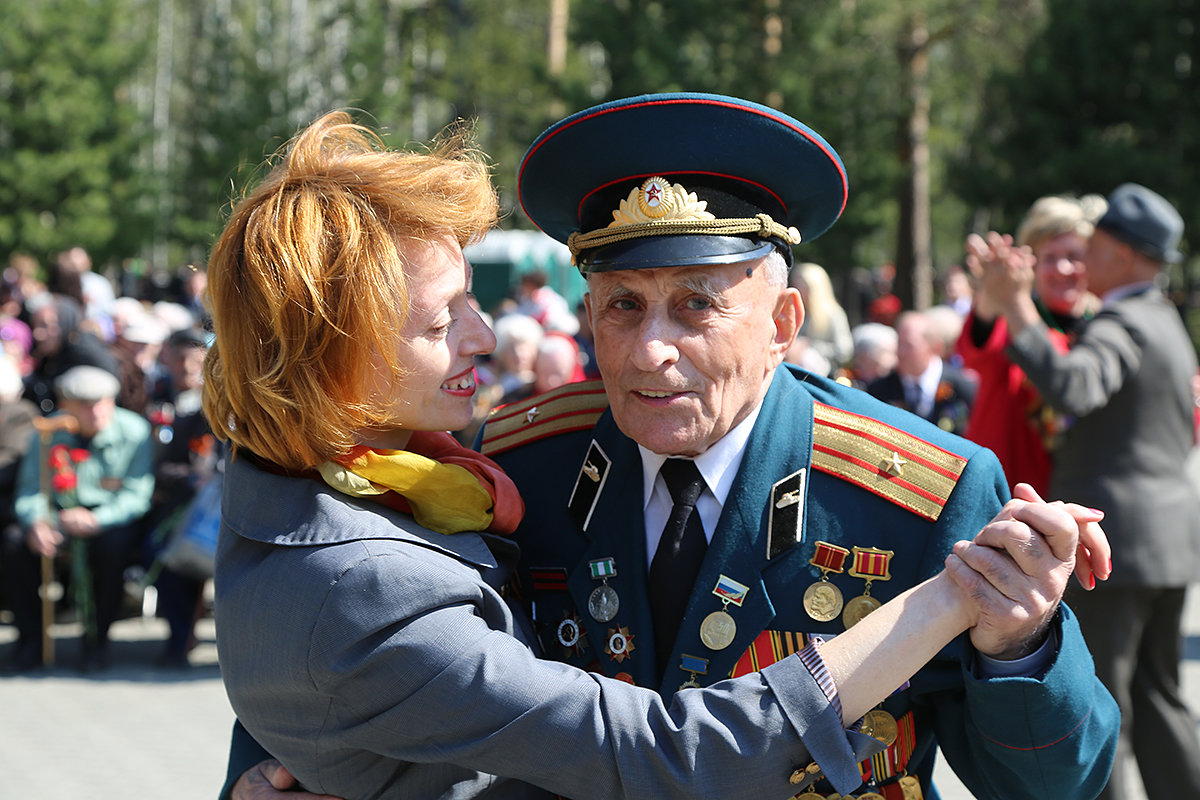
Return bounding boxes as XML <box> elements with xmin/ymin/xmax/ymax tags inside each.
<box><xmin>761</xmin><ymin>250</ymin><xmax>788</xmax><ymax>287</ymax></box>
<box><xmin>852</xmin><ymin>322</ymin><xmax>898</xmax><ymax>358</ymax></box>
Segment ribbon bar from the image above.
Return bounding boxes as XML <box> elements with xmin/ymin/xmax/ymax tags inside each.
<box><xmin>849</xmin><ymin>546</ymin><xmax>893</xmax><ymax>581</ymax></box>
<box><xmin>810</xmin><ymin>541</ymin><xmax>850</xmax><ymax>573</ymax></box>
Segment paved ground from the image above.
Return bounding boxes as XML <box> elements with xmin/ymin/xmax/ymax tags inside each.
<box><xmin>2</xmin><ymin>590</ymin><xmax>1198</xmax><ymax>799</ymax></box>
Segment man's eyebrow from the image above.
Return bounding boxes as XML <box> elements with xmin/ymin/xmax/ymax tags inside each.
<box><xmin>678</xmin><ymin>273</ymin><xmax>723</xmax><ymax>299</ymax></box>
<box><xmin>596</xmin><ymin>283</ymin><xmax>640</xmax><ymax>302</ymax></box>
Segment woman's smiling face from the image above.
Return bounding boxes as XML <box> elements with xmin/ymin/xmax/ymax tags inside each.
<box><xmin>361</xmin><ymin>236</ymin><xmax>496</xmax><ymax>450</ymax></box>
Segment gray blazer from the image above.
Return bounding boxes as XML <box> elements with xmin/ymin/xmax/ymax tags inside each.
<box><xmin>1007</xmin><ymin>287</ymin><xmax>1200</xmax><ymax>586</ymax></box>
<box><xmin>215</xmin><ymin>454</ymin><xmax>878</xmax><ymax>800</ymax></box>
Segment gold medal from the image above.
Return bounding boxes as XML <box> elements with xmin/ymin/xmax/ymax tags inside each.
<box><xmin>699</xmin><ymin>610</ymin><xmax>737</xmax><ymax>650</ymax></box>
<box><xmin>804</xmin><ymin>580</ymin><xmax>843</xmax><ymax>622</ymax></box>
<box><xmin>899</xmin><ymin>774</ymin><xmax>924</xmax><ymax>800</ymax></box>
<box><xmin>842</xmin><ymin>593</ymin><xmax>882</xmax><ymax>628</ymax></box>
<box><xmin>794</xmin><ymin>794</ymin><xmax>824</xmax><ymax>800</ymax></box>
<box><xmin>788</xmin><ymin>762</ymin><xmax>823</xmax><ymax>786</ymax></box>
<box><xmin>805</xmin><ymin>541</ymin><xmax>849</xmax><ymax>622</ymax></box>
<box><xmin>700</xmin><ymin>574</ymin><xmax>749</xmax><ymax>651</ymax></box>
<box><xmin>861</xmin><ymin>708</ymin><xmax>898</xmax><ymax>746</ymax></box>
<box><xmin>843</xmin><ymin>546</ymin><xmax>892</xmax><ymax>628</ymax></box>
<box><xmin>858</xmin><ymin>793</ymin><xmax>887</xmax><ymax>800</ymax></box>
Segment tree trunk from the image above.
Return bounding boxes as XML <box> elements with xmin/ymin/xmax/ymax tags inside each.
<box><xmin>894</xmin><ymin>13</ymin><xmax>934</xmax><ymax>311</ymax></box>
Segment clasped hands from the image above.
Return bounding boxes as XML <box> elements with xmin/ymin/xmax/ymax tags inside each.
<box><xmin>26</xmin><ymin>507</ymin><xmax>103</xmax><ymax>558</ymax></box>
<box><xmin>945</xmin><ymin>483</ymin><xmax>1110</xmax><ymax>660</ymax></box>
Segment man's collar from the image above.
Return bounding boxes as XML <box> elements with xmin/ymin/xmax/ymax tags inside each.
<box><xmin>637</xmin><ymin>400</ymin><xmax>764</xmax><ymax>509</ymax></box>
<box><xmin>1101</xmin><ymin>280</ymin><xmax>1157</xmax><ymax>307</ymax></box>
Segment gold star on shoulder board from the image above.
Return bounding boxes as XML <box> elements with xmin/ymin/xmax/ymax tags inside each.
<box><xmin>885</xmin><ymin>451</ymin><xmax>907</xmax><ymax>477</ymax></box>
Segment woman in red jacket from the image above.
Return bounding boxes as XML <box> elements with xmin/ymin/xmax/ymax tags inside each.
<box><xmin>956</xmin><ymin>194</ymin><xmax>1105</xmax><ymax>494</ymax></box>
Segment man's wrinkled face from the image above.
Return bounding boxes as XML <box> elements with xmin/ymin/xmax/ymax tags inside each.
<box><xmin>895</xmin><ymin>315</ymin><xmax>933</xmax><ymax>379</ymax></box>
<box><xmin>586</xmin><ymin>257</ymin><xmax>799</xmax><ymax>456</ymax></box>
<box><xmin>59</xmin><ymin>396</ymin><xmax>115</xmax><ymax>439</ymax></box>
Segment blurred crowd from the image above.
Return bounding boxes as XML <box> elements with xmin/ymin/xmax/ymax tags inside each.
<box><xmin>0</xmin><ymin>246</ymin><xmax>217</xmax><ymax>673</ymax></box>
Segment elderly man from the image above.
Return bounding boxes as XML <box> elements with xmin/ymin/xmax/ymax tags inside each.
<box><xmin>984</xmin><ymin>183</ymin><xmax>1200</xmax><ymax>800</ymax></box>
<box><xmin>5</xmin><ymin>365</ymin><xmax>153</xmax><ymax>671</ymax></box>
<box><xmin>868</xmin><ymin>310</ymin><xmax>977</xmax><ymax>435</ymax></box>
<box><xmin>226</xmin><ymin>94</ymin><xmax>1116</xmax><ymax>800</ymax></box>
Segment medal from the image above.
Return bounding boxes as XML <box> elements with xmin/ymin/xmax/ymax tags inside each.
<box><xmin>605</xmin><ymin>625</ymin><xmax>635</xmax><ymax>662</ymax></box>
<box><xmin>899</xmin><ymin>774</ymin><xmax>924</xmax><ymax>800</ymax></box>
<box><xmin>861</xmin><ymin>708</ymin><xmax>898</xmax><ymax>747</ymax></box>
<box><xmin>555</xmin><ymin>610</ymin><xmax>588</xmax><ymax>656</ymax></box>
<box><xmin>804</xmin><ymin>541</ymin><xmax>849</xmax><ymax>622</ymax></box>
<box><xmin>842</xmin><ymin>594</ymin><xmax>882</xmax><ymax>627</ymax></box>
<box><xmin>556</xmin><ymin>617</ymin><xmax>581</xmax><ymax>648</ymax></box>
<box><xmin>843</xmin><ymin>546</ymin><xmax>893</xmax><ymax>629</ymax></box>
<box><xmin>699</xmin><ymin>611</ymin><xmax>736</xmax><ymax>650</ymax></box>
<box><xmin>788</xmin><ymin>762</ymin><xmax>823</xmax><ymax>787</ymax></box>
<box><xmin>588</xmin><ymin>585</ymin><xmax>619</xmax><ymax>622</ymax></box>
<box><xmin>859</xmin><ymin>792</ymin><xmax>887</xmax><ymax>800</ymax></box>
<box><xmin>587</xmin><ymin>557</ymin><xmax>620</xmax><ymax>622</ymax></box>
<box><xmin>700</xmin><ymin>574</ymin><xmax>749</xmax><ymax>651</ymax></box>
<box><xmin>679</xmin><ymin>653</ymin><xmax>708</xmax><ymax>690</ymax></box>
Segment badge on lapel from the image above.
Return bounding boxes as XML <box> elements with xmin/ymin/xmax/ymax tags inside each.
<box><xmin>766</xmin><ymin>468</ymin><xmax>806</xmax><ymax>560</ymax></box>
<box><xmin>567</xmin><ymin>440</ymin><xmax>611</xmax><ymax>531</ymax></box>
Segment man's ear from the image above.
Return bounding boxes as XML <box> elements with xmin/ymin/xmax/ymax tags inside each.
<box><xmin>769</xmin><ymin>287</ymin><xmax>803</xmax><ymax>363</ymax></box>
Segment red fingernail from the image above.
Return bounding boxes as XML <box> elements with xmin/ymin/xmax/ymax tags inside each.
<box><xmin>1089</xmin><ymin>573</ymin><xmax>1096</xmax><ymax>590</ymax></box>
<box><xmin>1108</xmin><ymin>557</ymin><xmax>1113</xmax><ymax>573</ymax></box>
<box><xmin>1089</xmin><ymin>507</ymin><xmax>1105</xmax><ymax>516</ymax></box>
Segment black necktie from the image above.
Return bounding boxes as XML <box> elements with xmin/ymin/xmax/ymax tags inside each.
<box><xmin>904</xmin><ymin>378</ymin><xmax>921</xmax><ymax>411</ymax></box>
<box><xmin>648</xmin><ymin>458</ymin><xmax>708</xmax><ymax>672</ymax></box>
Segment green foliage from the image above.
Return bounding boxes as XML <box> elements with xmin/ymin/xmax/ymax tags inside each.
<box><xmin>953</xmin><ymin>0</ymin><xmax>1199</xmax><ymax>250</ymax></box>
<box><xmin>0</xmin><ymin>0</ymin><xmax>151</xmax><ymax>268</ymax></box>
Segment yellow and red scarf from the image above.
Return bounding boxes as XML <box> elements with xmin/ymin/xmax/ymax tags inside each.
<box><xmin>317</xmin><ymin>431</ymin><xmax>524</xmax><ymax>535</ymax></box>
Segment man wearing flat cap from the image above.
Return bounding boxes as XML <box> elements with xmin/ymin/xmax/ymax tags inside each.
<box><xmin>227</xmin><ymin>95</ymin><xmax>1117</xmax><ymax>800</ymax></box>
<box><xmin>991</xmin><ymin>183</ymin><xmax>1200</xmax><ymax>800</ymax></box>
<box><xmin>5</xmin><ymin>364</ymin><xmax>154</xmax><ymax>672</ymax></box>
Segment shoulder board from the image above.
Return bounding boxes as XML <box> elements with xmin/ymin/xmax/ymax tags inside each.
<box><xmin>480</xmin><ymin>379</ymin><xmax>609</xmax><ymax>457</ymax></box>
<box><xmin>811</xmin><ymin>402</ymin><xmax>967</xmax><ymax>521</ymax></box>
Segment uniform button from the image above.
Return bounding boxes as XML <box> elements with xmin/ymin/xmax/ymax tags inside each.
<box><xmin>789</xmin><ymin>762</ymin><xmax>822</xmax><ymax>785</ymax></box>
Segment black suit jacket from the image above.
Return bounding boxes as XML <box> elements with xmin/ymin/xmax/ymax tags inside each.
<box><xmin>867</xmin><ymin>362</ymin><xmax>977</xmax><ymax>436</ymax></box>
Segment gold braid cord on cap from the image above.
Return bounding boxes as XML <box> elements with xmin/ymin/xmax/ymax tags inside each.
<box><xmin>567</xmin><ymin>176</ymin><xmax>802</xmax><ymax>265</ymax></box>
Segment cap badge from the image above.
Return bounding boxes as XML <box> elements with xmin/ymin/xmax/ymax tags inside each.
<box><xmin>611</xmin><ymin>176</ymin><xmax>715</xmax><ymax>227</ymax></box>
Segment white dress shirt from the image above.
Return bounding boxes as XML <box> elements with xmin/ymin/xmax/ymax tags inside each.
<box><xmin>638</xmin><ymin>403</ymin><xmax>762</xmax><ymax>565</ymax></box>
